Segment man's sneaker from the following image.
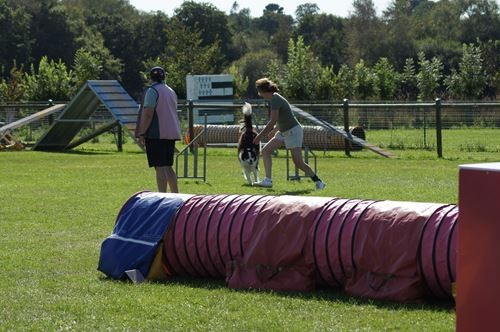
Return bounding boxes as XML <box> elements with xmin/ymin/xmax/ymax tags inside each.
<box><xmin>315</xmin><ymin>180</ymin><xmax>326</xmax><ymax>190</ymax></box>
<box><xmin>253</xmin><ymin>177</ymin><xmax>273</xmax><ymax>188</ymax></box>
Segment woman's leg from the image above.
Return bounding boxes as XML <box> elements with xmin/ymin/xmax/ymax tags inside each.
<box><xmin>290</xmin><ymin>147</ymin><xmax>315</xmax><ymax>177</ymax></box>
<box><xmin>261</xmin><ymin>137</ymin><xmax>283</xmax><ymax>179</ymax></box>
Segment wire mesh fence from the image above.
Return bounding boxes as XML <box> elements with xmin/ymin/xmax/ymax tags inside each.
<box><xmin>1</xmin><ymin>100</ymin><xmax>499</xmax><ymax>158</ymax></box>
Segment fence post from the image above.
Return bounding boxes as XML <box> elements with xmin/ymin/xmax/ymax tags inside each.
<box><xmin>188</xmin><ymin>99</ymin><xmax>194</xmax><ymax>153</ymax></box>
<box><xmin>48</xmin><ymin>99</ymin><xmax>54</xmax><ymax>125</ymax></box>
<box><xmin>343</xmin><ymin>98</ymin><xmax>351</xmax><ymax>157</ymax></box>
<box><xmin>117</xmin><ymin>123</ymin><xmax>123</xmax><ymax>152</ymax></box>
<box><xmin>435</xmin><ymin>98</ymin><xmax>443</xmax><ymax>158</ymax></box>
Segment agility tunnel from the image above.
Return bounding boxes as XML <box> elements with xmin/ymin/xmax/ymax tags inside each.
<box><xmin>97</xmin><ymin>192</ymin><xmax>192</xmax><ymax>279</ymax></box>
<box><xmin>98</xmin><ymin>192</ymin><xmax>458</xmax><ymax>302</ymax></box>
<box><xmin>185</xmin><ymin>125</ymin><xmax>366</xmax><ymax>150</ymax></box>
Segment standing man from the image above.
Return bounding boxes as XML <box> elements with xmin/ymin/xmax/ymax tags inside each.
<box><xmin>136</xmin><ymin>66</ymin><xmax>181</xmax><ymax>193</ymax></box>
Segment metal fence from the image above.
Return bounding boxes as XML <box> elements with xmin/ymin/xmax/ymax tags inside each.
<box><xmin>1</xmin><ymin>100</ymin><xmax>499</xmax><ymax>158</ymax></box>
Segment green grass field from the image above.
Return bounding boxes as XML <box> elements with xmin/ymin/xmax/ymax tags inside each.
<box><xmin>1</xmin><ymin>132</ymin><xmax>498</xmax><ymax>331</ymax></box>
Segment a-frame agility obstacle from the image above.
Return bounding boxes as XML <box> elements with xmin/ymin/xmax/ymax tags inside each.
<box><xmin>33</xmin><ymin>80</ymin><xmax>140</xmax><ymax>151</ymax></box>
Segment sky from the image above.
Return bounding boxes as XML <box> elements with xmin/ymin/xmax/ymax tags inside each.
<box><xmin>128</xmin><ymin>0</ymin><xmax>393</xmax><ymax>18</ymax></box>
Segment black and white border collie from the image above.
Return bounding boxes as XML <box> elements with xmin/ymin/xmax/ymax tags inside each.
<box><xmin>238</xmin><ymin>102</ymin><xmax>260</xmax><ymax>185</ymax></box>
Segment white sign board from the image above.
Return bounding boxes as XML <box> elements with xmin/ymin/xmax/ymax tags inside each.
<box><xmin>186</xmin><ymin>74</ymin><xmax>233</xmax><ymax>123</ymax></box>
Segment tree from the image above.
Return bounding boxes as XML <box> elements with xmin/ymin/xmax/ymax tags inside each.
<box><xmin>354</xmin><ymin>59</ymin><xmax>377</xmax><ymax>126</ymax></box>
<box><xmin>478</xmin><ymin>39</ymin><xmax>499</xmax><ymax>99</ymax></box>
<box><xmin>254</xmin><ymin>4</ymin><xmax>294</xmax><ymax>61</ymax></box>
<box><xmin>345</xmin><ymin>0</ymin><xmax>385</xmax><ymax>66</ymax></box>
<box><xmin>86</xmin><ymin>10</ymin><xmax>141</xmax><ymax>92</ymax></box>
<box><xmin>279</xmin><ymin>36</ymin><xmax>334</xmax><ymax>100</ymax></box>
<box><xmin>231</xmin><ymin>49</ymin><xmax>280</xmax><ymax>98</ymax></box>
<box><xmin>227</xmin><ymin>6</ymin><xmax>252</xmax><ymax>60</ymax></box>
<box><xmin>146</xmin><ymin>19</ymin><xmax>224</xmax><ymax>98</ymax></box>
<box><xmin>457</xmin><ymin>0</ymin><xmax>500</xmax><ymax>44</ymax></box>
<box><xmin>382</xmin><ymin>0</ymin><xmax>417</xmax><ymax>69</ymax></box>
<box><xmin>398</xmin><ymin>57</ymin><xmax>418</xmax><ymax>100</ymax></box>
<box><xmin>29</xmin><ymin>1</ymin><xmax>79</xmax><ymax>67</ymax></box>
<box><xmin>373</xmin><ymin>57</ymin><xmax>399</xmax><ymax>100</ymax></box>
<box><xmin>228</xmin><ymin>63</ymin><xmax>249</xmax><ymax>99</ymax></box>
<box><xmin>174</xmin><ymin>1</ymin><xmax>233</xmax><ymax>67</ymax></box>
<box><xmin>72</xmin><ymin>48</ymin><xmax>103</xmax><ymax>94</ymax></box>
<box><xmin>24</xmin><ymin>56</ymin><xmax>73</xmax><ymax>100</ymax></box>
<box><xmin>0</xmin><ymin>1</ymin><xmax>33</xmax><ymax>73</ymax></box>
<box><xmin>416</xmin><ymin>51</ymin><xmax>443</xmax><ymax>101</ymax></box>
<box><xmin>333</xmin><ymin>64</ymin><xmax>355</xmax><ymax>100</ymax></box>
<box><xmin>295</xmin><ymin>3</ymin><xmax>319</xmax><ymax>21</ymax></box>
<box><xmin>353</xmin><ymin>59</ymin><xmax>376</xmax><ymax>100</ymax></box>
<box><xmin>295</xmin><ymin>11</ymin><xmax>347</xmax><ymax>70</ymax></box>
<box><xmin>256</xmin><ymin>3</ymin><xmax>285</xmax><ymax>35</ymax></box>
<box><xmin>445</xmin><ymin>43</ymin><xmax>486</xmax><ymax>100</ymax></box>
<box><xmin>411</xmin><ymin>0</ymin><xmax>462</xmax><ymax>71</ymax></box>
<box><xmin>0</xmin><ymin>62</ymin><xmax>25</xmax><ymax>102</ymax></box>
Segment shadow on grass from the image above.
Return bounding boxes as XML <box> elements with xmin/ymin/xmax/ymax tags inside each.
<box><xmin>282</xmin><ymin>189</ymin><xmax>313</xmax><ymax>195</ymax></box>
<box><xmin>69</xmin><ymin>148</ymin><xmax>144</xmax><ymax>155</ymax></box>
<box><xmin>65</xmin><ymin>150</ymin><xmax>118</xmax><ymax>155</ymax></box>
<box><xmin>248</xmin><ymin>187</ymin><xmax>314</xmax><ymax>195</ymax></box>
<box><xmin>34</xmin><ymin>149</ymin><xmax>128</xmax><ymax>156</ymax></box>
<box><xmin>169</xmin><ymin>277</ymin><xmax>454</xmax><ymax>312</ymax></box>
<box><xmin>99</xmin><ymin>275</ymin><xmax>454</xmax><ymax>312</ymax></box>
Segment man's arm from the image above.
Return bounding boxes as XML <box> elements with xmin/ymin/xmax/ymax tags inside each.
<box><xmin>136</xmin><ymin>107</ymin><xmax>154</xmax><ymax>137</ymax></box>
<box><xmin>136</xmin><ymin>87</ymin><xmax>157</xmax><ymax>138</ymax></box>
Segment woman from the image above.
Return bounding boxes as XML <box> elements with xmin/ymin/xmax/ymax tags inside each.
<box><xmin>252</xmin><ymin>78</ymin><xmax>326</xmax><ymax>189</ymax></box>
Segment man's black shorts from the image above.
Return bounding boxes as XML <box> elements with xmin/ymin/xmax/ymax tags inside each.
<box><xmin>145</xmin><ymin>139</ymin><xmax>176</xmax><ymax>167</ymax></box>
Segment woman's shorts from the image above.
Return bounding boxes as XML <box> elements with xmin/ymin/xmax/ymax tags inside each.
<box><xmin>274</xmin><ymin>125</ymin><xmax>303</xmax><ymax>149</ymax></box>
<box><xmin>145</xmin><ymin>139</ymin><xmax>176</xmax><ymax>167</ymax></box>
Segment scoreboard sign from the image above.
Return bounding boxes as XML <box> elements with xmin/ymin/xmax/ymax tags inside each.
<box><xmin>186</xmin><ymin>75</ymin><xmax>233</xmax><ymax>123</ymax></box>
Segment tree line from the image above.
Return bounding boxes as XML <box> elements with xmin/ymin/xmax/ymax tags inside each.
<box><xmin>0</xmin><ymin>0</ymin><xmax>498</xmax><ymax>103</ymax></box>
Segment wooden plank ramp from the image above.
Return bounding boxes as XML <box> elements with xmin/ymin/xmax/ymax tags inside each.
<box><xmin>0</xmin><ymin>104</ymin><xmax>66</xmax><ymax>134</ymax></box>
<box><xmin>291</xmin><ymin>105</ymin><xmax>397</xmax><ymax>158</ymax></box>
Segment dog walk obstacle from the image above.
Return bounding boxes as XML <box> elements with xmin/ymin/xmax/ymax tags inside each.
<box><xmin>0</xmin><ymin>103</ymin><xmax>66</xmax><ymax>150</ymax></box>
<box><xmin>290</xmin><ymin>105</ymin><xmax>396</xmax><ymax>158</ymax></box>
<box><xmin>0</xmin><ymin>103</ymin><xmax>66</xmax><ymax>135</ymax></box>
<box><xmin>33</xmin><ymin>80</ymin><xmax>140</xmax><ymax>151</ymax></box>
<box><xmin>99</xmin><ymin>192</ymin><xmax>458</xmax><ymax>302</ymax></box>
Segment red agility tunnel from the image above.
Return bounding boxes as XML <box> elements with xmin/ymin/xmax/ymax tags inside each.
<box><xmin>157</xmin><ymin>193</ymin><xmax>458</xmax><ymax>301</ymax></box>
<box><xmin>99</xmin><ymin>192</ymin><xmax>459</xmax><ymax>302</ymax></box>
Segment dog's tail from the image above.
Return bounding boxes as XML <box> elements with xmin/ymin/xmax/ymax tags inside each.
<box><xmin>242</xmin><ymin>102</ymin><xmax>252</xmax><ymax>116</ymax></box>
<box><xmin>242</xmin><ymin>102</ymin><xmax>253</xmax><ymax>130</ymax></box>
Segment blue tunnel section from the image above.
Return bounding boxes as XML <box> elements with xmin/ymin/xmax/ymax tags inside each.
<box><xmin>97</xmin><ymin>191</ymin><xmax>191</xmax><ymax>279</ymax></box>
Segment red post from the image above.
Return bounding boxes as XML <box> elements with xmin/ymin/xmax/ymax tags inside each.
<box><xmin>457</xmin><ymin>163</ymin><xmax>500</xmax><ymax>331</ymax></box>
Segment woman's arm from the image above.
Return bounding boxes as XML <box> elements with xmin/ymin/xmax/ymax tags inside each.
<box><xmin>253</xmin><ymin>109</ymin><xmax>278</xmax><ymax>144</ymax></box>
